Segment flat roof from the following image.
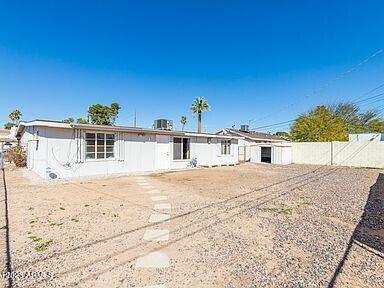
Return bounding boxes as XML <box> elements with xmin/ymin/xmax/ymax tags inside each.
<box><xmin>16</xmin><ymin>119</ymin><xmax>243</xmax><ymax>140</ymax></box>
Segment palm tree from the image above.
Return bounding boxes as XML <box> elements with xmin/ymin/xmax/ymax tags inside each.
<box><xmin>180</xmin><ymin>115</ymin><xmax>187</xmax><ymax>131</ymax></box>
<box><xmin>9</xmin><ymin>109</ymin><xmax>22</xmax><ymax>125</ymax></box>
<box><xmin>190</xmin><ymin>97</ymin><xmax>210</xmax><ymax>133</ymax></box>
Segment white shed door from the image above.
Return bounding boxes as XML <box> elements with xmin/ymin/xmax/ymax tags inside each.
<box><xmin>156</xmin><ymin>135</ymin><xmax>170</xmax><ymax>170</ymax></box>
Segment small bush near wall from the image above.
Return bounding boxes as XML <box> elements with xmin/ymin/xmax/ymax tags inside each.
<box><xmin>7</xmin><ymin>145</ymin><xmax>27</xmax><ymax>167</ymax></box>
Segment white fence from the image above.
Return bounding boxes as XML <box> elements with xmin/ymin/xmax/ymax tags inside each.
<box><xmin>292</xmin><ymin>141</ymin><xmax>384</xmax><ymax>169</ymax></box>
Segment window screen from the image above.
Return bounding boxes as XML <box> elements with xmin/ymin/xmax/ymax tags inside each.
<box><xmin>85</xmin><ymin>132</ymin><xmax>115</xmax><ymax>160</ymax></box>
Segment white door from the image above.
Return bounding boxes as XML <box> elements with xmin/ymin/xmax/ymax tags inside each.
<box><xmin>156</xmin><ymin>135</ymin><xmax>170</xmax><ymax>170</ymax></box>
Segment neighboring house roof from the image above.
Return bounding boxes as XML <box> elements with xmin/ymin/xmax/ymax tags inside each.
<box><xmin>0</xmin><ymin>128</ymin><xmax>17</xmax><ymax>142</ymax></box>
<box><xmin>16</xmin><ymin>120</ymin><xmax>243</xmax><ymax>140</ymax></box>
<box><xmin>217</xmin><ymin>128</ymin><xmax>288</xmax><ymax>142</ymax></box>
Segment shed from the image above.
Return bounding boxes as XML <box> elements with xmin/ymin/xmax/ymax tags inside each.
<box><xmin>216</xmin><ymin>128</ymin><xmax>288</xmax><ymax>162</ymax></box>
<box><xmin>250</xmin><ymin>142</ymin><xmax>292</xmax><ymax>165</ymax></box>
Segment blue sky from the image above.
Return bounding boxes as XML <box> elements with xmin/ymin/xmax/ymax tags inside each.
<box><xmin>1</xmin><ymin>0</ymin><xmax>384</xmax><ymax>132</ymax></box>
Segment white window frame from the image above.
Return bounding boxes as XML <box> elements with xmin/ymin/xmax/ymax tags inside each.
<box><xmin>173</xmin><ymin>137</ymin><xmax>191</xmax><ymax>160</ymax></box>
<box><xmin>85</xmin><ymin>132</ymin><xmax>115</xmax><ymax>160</ymax></box>
<box><xmin>221</xmin><ymin>140</ymin><xmax>231</xmax><ymax>155</ymax></box>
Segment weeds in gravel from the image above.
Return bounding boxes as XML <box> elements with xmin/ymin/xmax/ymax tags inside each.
<box><xmin>50</xmin><ymin>222</ymin><xmax>63</xmax><ymax>227</ymax></box>
<box><xmin>27</xmin><ymin>207</ymin><xmax>34</xmax><ymax>210</ymax></box>
<box><xmin>1</xmin><ymin>226</ymin><xmax>6</xmax><ymax>229</ymax></box>
<box><xmin>71</xmin><ymin>218</ymin><xmax>79</xmax><ymax>222</ymax></box>
<box><xmin>301</xmin><ymin>197</ymin><xmax>313</xmax><ymax>205</ymax></box>
<box><xmin>264</xmin><ymin>207</ymin><xmax>293</xmax><ymax>216</ymax></box>
<box><xmin>282</xmin><ymin>208</ymin><xmax>293</xmax><ymax>215</ymax></box>
<box><xmin>264</xmin><ymin>207</ymin><xmax>279</xmax><ymax>213</ymax></box>
<box><xmin>84</xmin><ymin>204</ymin><xmax>90</xmax><ymax>207</ymax></box>
<box><xmin>28</xmin><ymin>235</ymin><xmax>42</xmax><ymax>242</ymax></box>
<box><xmin>35</xmin><ymin>240</ymin><xmax>53</xmax><ymax>252</ymax></box>
<box><xmin>113</xmin><ymin>213</ymin><xmax>119</xmax><ymax>218</ymax></box>
<box><xmin>29</xmin><ymin>220</ymin><xmax>37</xmax><ymax>224</ymax></box>
<box><xmin>59</xmin><ymin>207</ymin><xmax>65</xmax><ymax>210</ymax></box>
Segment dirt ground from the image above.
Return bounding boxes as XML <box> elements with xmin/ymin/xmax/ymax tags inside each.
<box><xmin>1</xmin><ymin>163</ymin><xmax>383</xmax><ymax>287</ymax></box>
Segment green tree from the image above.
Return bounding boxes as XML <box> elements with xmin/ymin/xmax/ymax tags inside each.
<box><xmin>190</xmin><ymin>97</ymin><xmax>209</xmax><ymax>133</ymax></box>
<box><xmin>275</xmin><ymin>131</ymin><xmax>291</xmax><ymax>139</ymax></box>
<box><xmin>88</xmin><ymin>103</ymin><xmax>121</xmax><ymax>125</ymax></box>
<box><xmin>180</xmin><ymin>115</ymin><xmax>187</xmax><ymax>131</ymax></box>
<box><xmin>290</xmin><ymin>105</ymin><xmax>347</xmax><ymax>142</ymax></box>
<box><xmin>62</xmin><ymin>117</ymin><xmax>75</xmax><ymax>124</ymax></box>
<box><xmin>329</xmin><ymin>102</ymin><xmax>384</xmax><ymax>133</ymax></box>
<box><xmin>4</xmin><ymin>122</ymin><xmax>15</xmax><ymax>129</ymax></box>
<box><xmin>76</xmin><ymin>118</ymin><xmax>88</xmax><ymax>124</ymax></box>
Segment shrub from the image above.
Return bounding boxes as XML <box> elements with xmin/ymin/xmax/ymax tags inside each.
<box><xmin>7</xmin><ymin>145</ymin><xmax>27</xmax><ymax>167</ymax></box>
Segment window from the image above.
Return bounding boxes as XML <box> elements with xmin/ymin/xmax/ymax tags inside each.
<box><xmin>173</xmin><ymin>137</ymin><xmax>190</xmax><ymax>160</ymax></box>
<box><xmin>221</xmin><ymin>140</ymin><xmax>231</xmax><ymax>155</ymax></box>
<box><xmin>85</xmin><ymin>132</ymin><xmax>115</xmax><ymax>160</ymax></box>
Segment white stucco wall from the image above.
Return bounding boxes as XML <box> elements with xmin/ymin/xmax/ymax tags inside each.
<box><xmin>24</xmin><ymin>127</ymin><xmax>239</xmax><ymax>179</ymax></box>
<box><xmin>291</xmin><ymin>141</ymin><xmax>384</xmax><ymax>168</ymax></box>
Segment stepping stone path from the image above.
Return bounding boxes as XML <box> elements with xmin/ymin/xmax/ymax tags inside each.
<box><xmin>143</xmin><ymin>229</ymin><xmax>169</xmax><ymax>241</ymax></box>
<box><xmin>134</xmin><ymin>176</ymin><xmax>171</xmax><ymax>287</ymax></box>
<box><xmin>141</xmin><ymin>284</ymin><xmax>167</xmax><ymax>288</ymax></box>
<box><xmin>151</xmin><ymin>196</ymin><xmax>167</xmax><ymax>201</ymax></box>
<box><xmin>135</xmin><ymin>251</ymin><xmax>169</xmax><ymax>268</ymax></box>
<box><xmin>149</xmin><ymin>213</ymin><xmax>170</xmax><ymax>223</ymax></box>
<box><xmin>154</xmin><ymin>203</ymin><xmax>171</xmax><ymax>210</ymax></box>
<box><xmin>146</xmin><ymin>189</ymin><xmax>161</xmax><ymax>194</ymax></box>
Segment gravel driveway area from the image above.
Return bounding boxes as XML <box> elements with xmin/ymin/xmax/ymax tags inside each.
<box><xmin>1</xmin><ymin>163</ymin><xmax>383</xmax><ymax>287</ymax></box>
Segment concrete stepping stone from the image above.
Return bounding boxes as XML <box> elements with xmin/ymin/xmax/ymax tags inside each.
<box><xmin>147</xmin><ymin>190</ymin><xmax>161</xmax><ymax>194</ymax></box>
<box><xmin>143</xmin><ymin>229</ymin><xmax>169</xmax><ymax>241</ymax></box>
<box><xmin>149</xmin><ymin>214</ymin><xmax>170</xmax><ymax>223</ymax></box>
<box><xmin>135</xmin><ymin>251</ymin><xmax>169</xmax><ymax>268</ymax></box>
<box><xmin>151</xmin><ymin>196</ymin><xmax>167</xmax><ymax>201</ymax></box>
<box><xmin>154</xmin><ymin>203</ymin><xmax>171</xmax><ymax>210</ymax></box>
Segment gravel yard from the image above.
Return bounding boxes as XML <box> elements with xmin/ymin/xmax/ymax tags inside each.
<box><xmin>1</xmin><ymin>163</ymin><xmax>383</xmax><ymax>287</ymax></box>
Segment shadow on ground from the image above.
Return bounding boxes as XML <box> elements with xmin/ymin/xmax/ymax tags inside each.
<box><xmin>354</xmin><ymin>173</ymin><xmax>384</xmax><ymax>253</ymax></box>
<box><xmin>329</xmin><ymin>173</ymin><xmax>384</xmax><ymax>287</ymax></box>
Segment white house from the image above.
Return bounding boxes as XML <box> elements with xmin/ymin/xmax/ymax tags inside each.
<box><xmin>217</xmin><ymin>126</ymin><xmax>288</xmax><ymax>163</ymax></box>
<box><xmin>16</xmin><ymin>120</ymin><xmax>241</xmax><ymax>179</ymax></box>
<box><xmin>0</xmin><ymin>127</ymin><xmax>18</xmax><ymax>150</ymax></box>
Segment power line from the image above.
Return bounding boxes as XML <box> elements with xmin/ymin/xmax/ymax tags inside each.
<box><xmin>247</xmin><ymin>48</ymin><xmax>384</xmax><ymax>125</ymax></box>
<box><xmin>250</xmin><ymin>120</ymin><xmax>295</xmax><ymax>130</ymax></box>
<box><xmin>250</xmin><ymin>84</ymin><xmax>384</xmax><ymax>132</ymax></box>
<box><xmin>354</xmin><ymin>92</ymin><xmax>384</xmax><ymax>105</ymax></box>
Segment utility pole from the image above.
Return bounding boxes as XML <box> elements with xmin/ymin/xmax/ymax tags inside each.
<box><xmin>133</xmin><ymin>110</ymin><xmax>137</xmax><ymax>128</ymax></box>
